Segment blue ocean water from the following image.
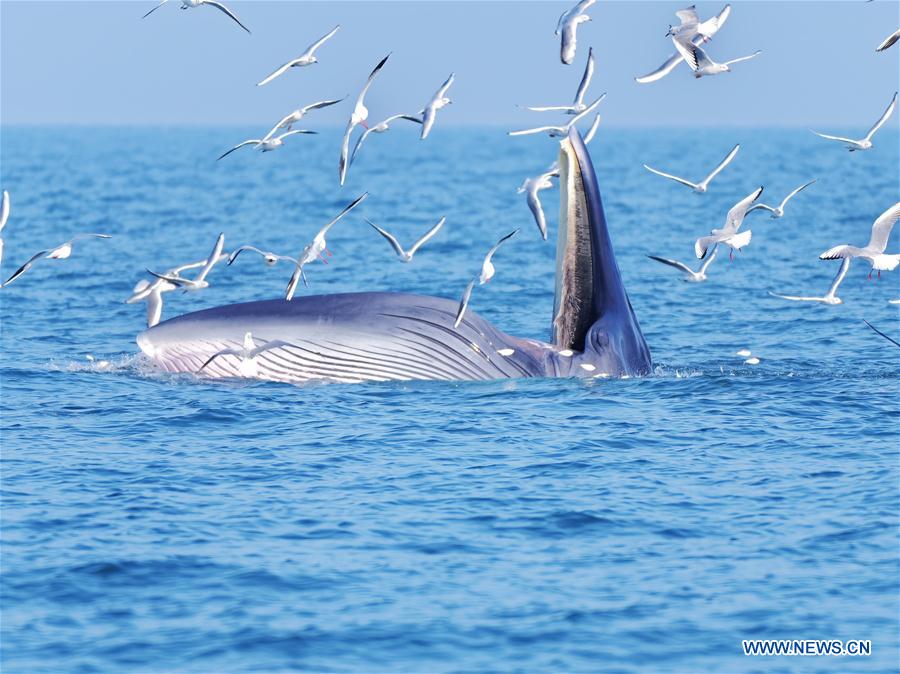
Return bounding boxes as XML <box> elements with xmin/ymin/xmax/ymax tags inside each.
<box><xmin>1</xmin><ymin>126</ymin><xmax>898</xmax><ymax>673</ymax></box>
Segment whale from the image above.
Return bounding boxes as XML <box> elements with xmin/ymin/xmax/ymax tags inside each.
<box><xmin>136</xmin><ymin>128</ymin><xmax>651</xmax><ymax>383</ymax></box>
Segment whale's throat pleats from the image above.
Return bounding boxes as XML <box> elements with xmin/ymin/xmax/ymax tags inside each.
<box><xmin>552</xmin><ymin>138</ymin><xmax>594</xmax><ymax>351</ymax></box>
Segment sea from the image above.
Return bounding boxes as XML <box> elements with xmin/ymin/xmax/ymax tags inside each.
<box><xmin>1</xmin><ymin>126</ymin><xmax>898</xmax><ymax>673</ymax></box>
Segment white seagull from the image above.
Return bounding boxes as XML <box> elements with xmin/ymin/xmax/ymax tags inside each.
<box><xmin>694</xmin><ymin>187</ymin><xmax>763</xmax><ymax>260</ymax></box>
<box><xmin>643</xmin><ymin>143</ymin><xmax>739</xmax><ymax>194</ymax></box>
<box><xmin>228</xmin><ymin>246</ymin><xmax>299</xmax><ymax>267</ymax></box>
<box><xmin>420</xmin><ymin>73</ymin><xmax>455</xmax><ymax>140</ymax></box>
<box><xmin>199</xmin><ymin>332</ymin><xmax>298</xmax><ymax>377</ymax></box>
<box><xmin>876</xmin><ymin>28</ymin><xmax>900</xmax><ymax>52</ymax></box>
<box><xmin>811</xmin><ymin>91</ymin><xmax>897</xmax><ymax>151</ymax></box>
<box><xmin>636</xmin><ymin>4</ymin><xmax>731</xmax><ymax>84</ymax></box>
<box><xmin>0</xmin><ymin>190</ymin><xmax>9</xmax><ymax>268</ymax></box>
<box><xmin>647</xmin><ymin>245</ymin><xmax>719</xmax><ymax>283</ymax></box>
<box><xmin>524</xmin><ymin>48</ymin><xmax>595</xmax><ymax>114</ymax></box>
<box><xmin>454</xmin><ymin>278</ymin><xmax>477</xmax><ymax>328</ymax></box>
<box><xmin>142</xmin><ymin>0</ymin><xmax>249</xmax><ymax>34</ymax></box>
<box><xmin>365</xmin><ymin>216</ymin><xmax>446</xmax><ymax>263</ymax></box>
<box><xmin>147</xmin><ymin>233</ymin><xmax>225</xmax><ymax>291</ymax></box>
<box><xmin>769</xmin><ymin>258</ymin><xmax>850</xmax><ymax>305</ymax></box>
<box><xmin>508</xmin><ymin>94</ymin><xmax>605</xmax><ymax>138</ymax></box>
<box><xmin>672</xmin><ymin>39</ymin><xmax>761</xmax><ymax>78</ymax></box>
<box><xmin>3</xmin><ymin>233</ymin><xmax>111</xmax><ymax>287</ymax></box>
<box><xmin>127</xmin><ymin>255</ymin><xmax>226</xmax><ymax>327</ymax></box>
<box><xmin>339</xmin><ymin>53</ymin><xmax>391</xmax><ymax>186</ymax></box>
<box><xmin>256</xmin><ymin>25</ymin><xmax>340</xmax><ymax>86</ymax></box>
<box><xmin>747</xmin><ymin>179</ymin><xmax>816</xmax><ymax>218</ymax></box>
<box><xmin>349</xmin><ymin>113</ymin><xmax>423</xmax><ymax>168</ymax></box>
<box><xmin>480</xmin><ymin>229</ymin><xmax>519</xmax><ymax>284</ymax></box>
<box><xmin>263</xmin><ymin>98</ymin><xmax>345</xmax><ymax>140</ymax></box>
<box><xmin>518</xmin><ymin>171</ymin><xmax>556</xmax><ymax>240</ymax></box>
<box><xmin>556</xmin><ymin>0</ymin><xmax>597</xmax><ymax>65</ymax></box>
<box><xmin>819</xmin><ymin>202</ymin><xmax>900</xmax><ymax>276</ymax></box>
<box><xmin>217</xmin><ymin>129</ymin><xmax>317</xmax><ymax>161</ymax></box>
<box><xmin>285</xmin><ymin>193</ymin><xmax>368</xmax><ymax>300</ymax></box>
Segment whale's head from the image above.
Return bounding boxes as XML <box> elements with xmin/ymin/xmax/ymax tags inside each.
<box><xmin>552</xmin><ymin>127</ymin><xmax>651</xmax><ymax>376</ymax></box>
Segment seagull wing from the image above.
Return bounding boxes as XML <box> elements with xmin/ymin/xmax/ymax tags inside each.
<box><xmin>142</xmin><ymin>0</ymin><xmax>170</xmax><ymax>19</ymax></box>
<box><xmin>257</xmin><ymin>62</ymin><xmax>294</xmax><ymax>87</ymax></box>
<box><xmin>810</xmin><ymin>130</ymin><xmax>857</xmax><ymax>144</ymax></box>
<box><xmin>0</xmin><ymin>190</ymin><xmax>8</xmax><ymax>232</ymax></box>
<box><xmin>643</xmin><ymin>164</ymin><xmax>699</xmax><ymax>190</ymax></box>
<box><xmin>864</xmin><ymin>91</ymin><xmax>897</xmax><ymax>141</ymax></box>
<box><xmin>421</xmin><ymin>106</ymin><xmax>436</xmax><ymax>140</ymax></box>
<box><xmin>523</xmin><ymin>105</ymin><xmax>575</xmax><ymax>112</ymax></box>
<box><xmin>508</xmin><ymin>126</ymin><xmax>559</xmax><ymax>137</ymax></box>
<box><xmin>263</xmin><ymin>114</ymin><xmax>292</xmax><ymax>141</ymax></box>
<box><xmin>384</xmin><ymin>113</ymin><xmax>423</xmax><ymax>125</ymax></box>
<box><xmin>866</xmin><ymin>201</ymin><xmax>900</xmax><ymax>252</ymax></box>
<box><xmin>407</xmin><ymin>217</ymin><xmax>446</xmax><ymax>256</ymax></box>
<box><xmin>573</xmin><ymin>47</ymin><xmax>595</xmax><ymax>105</ymax></box>
<box><xmin>195</xmin><ymin>233</ymin><xmax>225</xmax><ymax>283</ymax></box>
<box><xmin>701</xmin><ymin>143</ymin><xmax>739</xmax><ymax>185</ymax></box>
<box><xmin>484</xmin><ymin>228</ymin><xmax>519</xmax><ymax>265</ymax></box>
<box><xmin>582</xmin><ymin>113</ymin><xmax>602</xmax><ymax>144</ymax></box>
<box><xmin>560</xmin><ymin>20</ymin><xmax>578</xmax><ymax>65</ymax></box>
<box><xmin>747</xmin><ymin>203</ymin><xmax>776</xmax><ymax>215</ymax></box>
<box><xmin>300</xmin><ymin>97</ymin><xmax>346</xmax><ymax>114</ymax></box>
<box><xmin>526</xmin><ymin>190</ymin><xmax>548</xmax><ymax>240</ymax></box>
<box><xmin>724</xmin><ymin>187</ymin><xmax>764</xmax><ymax>232</ymax></box>
<box><xmin>647</xmin><ymin>255</ymin><xmax>693</xmax><ymax>275</ymax></box>
<box><xmin>365</xmin><ymin>219</ymin><xmax>406</xmax><ymax>258</ymax></box>
<box><xmin>276</xmin><ymin>129</ymin><xmax>317</xmax><ymax>141</ymax></box>
<box><xmin>358</xmin><ymin>53</ymin><xmax>391</xmax><ymax>105</ymax></box>
<box><xmin>827</xmin><ymin>258</ymin><xmax>851</xmax><ymax>297</ymax></box>
<box><xmin>3</xmin><ymin>250</ymin><xmax>49</xmax><ymax>287</ymax></box>
<box><xmin>201</xmin><ymin>0</ymin><xmax>250</xmax><ymax>33</ymax></box>
<box><xmin>779</xmin><ymin>179</ymin><xmax>816</xmax><ymax>209</ymax></box>
<box><xmin>304</xmin><ymin>24</ymin><xmax>340</xmax><ymax>57</ymax></box>
<box><xmin>570</xmin><ymin>93</ymin><xmax>605</xmax><ymax>125</ymax></box>
<box><xmin>217</xmin><ymin>139</ymin><xmax>260</xmax><ymax>161</ymax></box>
<box><xmin>675</xmin><ymin>6</ymin><xmax>700</xmax><ymax>28</ymax></box>
<box><xmin>722</xmin><ymin>50</ymin><xmax>762</xmax><ymax>67</ymax></box>
<box><xmin>635</xmin><ymin>52</ymin><xmax>683</xmax><ymax>84</ymax></box>
<box><xmin>864</xmin><ymin>320</ymin><xmax>900</xmax><ymax>348</ymax></box>
<box><xmin>250</xmin><ymin>340</ymin><xmax>297</xmax><ymax>358</ymax></box>
<box><xmin>434</xmin><ymin>72</ymin><xmax>455</xmax><ymax>99</ymax></box>
<box><xmin>338</xmin><ymin>121</ymin><xmax>354</xmax><ymax>185</ymax></box>
<box><xmin>875</xmin><ymin>28</ymin><xmax>900</xmax><ymax>52</ymax></box>
<box><xmin>319</xmin><ymin>192</ymin><xmax>369</xmax><ymax>239</ymax></box>
<box><xmin>228</xmin><ymin>245</ymin><xmax>267</xmax><ymax>265</ymax></box>
<box><xmin>199</xmin><ymin>348</ymin><xmax>241</xmax><ymax>372</ymax></box>
<box><xmin>349</xmin><ymin>127</ymin><xmax>374</xmax><ymax>168</ymax></box>
<box><xmin>454</xmin><ymin>279</ymin><xmax>476</xmax><ymax>328</ymax></box>
<box><xmin>671</xmin><ymin>38</ymin><xmax>699</xmax><ymax>70</ymax></box>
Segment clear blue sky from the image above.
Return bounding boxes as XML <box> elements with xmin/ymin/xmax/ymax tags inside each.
<box><xmin>1</xmin><ymin>1</ymin><xmax>898</xmax><ymax>127</ymax></box>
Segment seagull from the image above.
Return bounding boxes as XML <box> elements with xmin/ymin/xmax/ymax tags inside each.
<box><xmin>769</xmin><ymin>258</ymin><xmax>850</xmax><ymax>305</ymax></box>
<box><xmin>256</xmin><ymin>25</ymin><xmax>340</xmax><ymax>86</ymax></box>
<box><xmin>217</xmin><ymin>129</ymin><xmax>317</xmax><ymax>161</ymax></box>
<box><xmin>228</xmin><ymin>246</ymin><xmax>299</xmax><ymax>267</ymax></box>
<box><xmin>666</xmin><ymin>5</ymin><xmax>714</xmax><ymax>42</ymax></box>
<box><xmin>142</xmin><ymin>0</ymin><xmax>249</xmax><ymax>34</ymax></box>
<box><xmin>643</xmin><ymin>143</ymin><xmax>739</xmax><ymax>194</ymax></box>
<box><xmin>819</xmin><ymin>202</ymin><xmax>900</xmax><ymax>276</ymax></box>
<box><xmin>556</xmin><ymin>0</ymin><xmax>597</xmax><ymax>65</ymax></box>
<box><xmin>524</xmin><ymin>48</ymin><xmax>595</xmax><ymax>114</ymax></box>
<box><xmin>285</xmin><ymin>193</ymin><xmax>368</xmax><ymax>300</ymax></box>
<box><xmin>864</xmin><ymin>320</ymin><xmax>900</xmax><ymax>348</ymax></box>
<box><xmin>0</xmin><ymin>190</ymin><xmax>9</xmax><ymax>268</ymax></box>
<box><xmin>339</xmin><ymin>53</ymin><xmax>391</xmax><ymax>186</ymax></box>
<box><xmin>694</xmin><ymin>187</ymin><xmax>763</xmax><ymax>260</ymax></box>
<box><xmin>672</xmin><ymin>39</ymin><xmax>761</xmax><ymax>77</ymax></box>
<box><xmin>147</xmin><ymin>233</ymin><xmax>224</xmax><ymax>291</ymax></box>
<box><xmin>454</xmin><ymin>278</ymin><xmax>477</xmax><ymax>328</ymax></box>
<box><xmin>518</xmin><ymin>171</ymin><xmax>556</xmax><ymax>240</ymax></box>
<box><xmin>3</xmin><ymin>233</ymin><xmax>111</xmax><ymax>287</ymax></box>
<box><xmin>365</xmin><ymin>216</ymin><xmax>446</xmax><ymax>262</ymax></box>
<box><xmin>647</xmin><ymin>245</ymin><xmax>719</xmax><ymax>282</ymax></box>
<box><xmin>508</xmin><ymin>94</ymin><xmax>605</xmax><ymax>137</ymax></box>
<box><xmin>875</xmin><ymin>28</ymin><xmax>900</xmax><ymax>52</ymax></box>
<box><xmin>198</xmin><ymin>332</ymin><xmax>298</xmax><ymax>377</ymax></box>
<box><xmin>127</xmin><ymin>256</ymin><xmax>226</xmax><ymax>327</ymax></box>
<box><xmin>263</xmin><ymin>99</ymin><xmax>345</xmax><ymax>140</ymax></box>
<box><xmin>747</xmin><ymin>179</ymin><xmax>816</xmax><ymax>218</ymax></box>
<box><xmin>811</xmin><ymin>91</ymin><xmax>897</xmax><ymax>151</ymax></box>
<box><xmin>636</xmin><ymin>4</ymin><xmax>731</xmax><ymax>83</ymax></box>
<box><xmin>480</xmin><ymin>229</ymin><xmax>519</xmax><ymax>284</ymax></box>
<box><xmin>420</xmin><ymin>73</ymin><xmax>454</xmax><ymax>140</ymax></box>
<box><xmin>349</xmin><ymin>113</ymin><xmax>423</xmax><ymax>168</ymax></box>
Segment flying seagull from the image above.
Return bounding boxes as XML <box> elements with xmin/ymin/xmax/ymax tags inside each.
<box><xmin>142</xmin><ymin>0</ymin><xmax>250</xmax><ymax>34</ymax></box>
<box><xmin>365</xmin><ymin>216</ymin><xmax>446</xmax><ymax>262</ymax></box>
<box><xmin>556</xmin><ymin>0</ymin><xmax>597</xmax><ymax>65</ymax></box>
<box><xmin>875</xmin><ymin>28</ymin><xmax>900</xmax><ymax>52</ymax></box>
<box><xmin>349</xmin><ymin>113</ymin><xmax>423</xmax><ymax>168</ymax></box>
<box><xmin>518</xmin><ymin>171</ymin><xmax>556</xmax><ymax>240</ymax></box>
<box><xmin>217</xmin><ymin>129</ymin><xmax>317</xmax><ymax>161</ymax></box>
<box><xmin>147</xmin><ymin>233</ymin><xmax>224</xmax><ymax>291</ymax></box>
<box><xmin>257</xmin><ymin>25</ymin><xmax>340</xmax><ymax>86</ymax></box>
<box><xmin>199</xmin><ymin>332</ymin><xmax>299</xmax><ymax>377</ymax></box>
<box><xmin>127</xmin><ymin>255</ymin><xmax>226</xmax><ymax>327</ymax></box>
<box><xmin>509</xmin><ymin>94</ymin><xmax>605</xmax><ymax>137</ymax></box>
<box><xmin>819</xmin><ymin>201</ymin><xmax>900</xmax><ymax>276</ymax></box>
<box><xmin>263</xmin><ymin>98</ymin><xmax>345</xmax><ymax>139</ymax></box>
<box><xmin>666</xmin><ymin>5</ymin><xmax>716</xmax><ymax>42</ymax></box>
<box><xmin>480</xmin><ymin>229</ymin><xmax>519</xmax><ymax>284</ymax></box>
<box><xmin>643</xmin><ymin>143</ymin><xmax>739</xmax><ymax>194</ymax></box>
<box><xmin>285</xmin><ymin>193</ymin><xmax>368</xmax><ymax>300</ymax></box>
<box><xmin>339</xmin><ymin>54</ymin><xmax>391</xmax><ymax>186</ymax></box>
<box><xmin>672</xmin><ymin>39</ymin><xmax>761</xmax><ymax>78</ymax></box>
<box><xmin>0</xmin><ymin>190</ymin><xmax>9</xmax><ymax>268</ymax></box>
<box><xmin>524</xmin><ymin>48</ymin><xmax>595</xmax><ymax>114</ymax></box>
<box><xmin>769</xmin><ymin>258</ymin><xmax>850</xmax><ymax>305</ymax></box>
<box><xmin>3</xmin><ymin>233</ymin><xmax>111</xmax><ymax>287</ymax></box>
<box><xmin>811</xmin><ymin>91</ymin><xmax>897</xmax><ymax>151</ymax></box>
<box><xmin>420</xmin><ymin>73</ymin><xmax>454</xmax><ymax>140</ymax></box>
<box><xmin>647</xmin><ymin>245</ymin><xmax>719</xmax><ymax>283</ymax></box>
<box><xmin>694</xmin><ymin>187</ymin><xmax>763</xmax><ymax>259</ymax></box>
<box><xmin>747</xmin><ymin>179</ymin><xmax>816</xmax><ymax>218</ymax></box>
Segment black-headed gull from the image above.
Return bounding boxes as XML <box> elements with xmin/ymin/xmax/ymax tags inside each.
<box><xmin>876</xmin><ymin>28</ymin><xmax>900</xmax><ymax>52</ymax></box>
<box><xmin>525</xmin><ymin>48</ymin><xmax>595</xmax><ymax>115</ymax></box>
<box><xmin>3</xmin><ymin>233</ymin><xmax>111</xmax><ymax>287</ymax></box>
<box><xmin>644</xmin><ymin>144</ymin><xmax>739</xmax><ymax>194</ymax></box>
<box><xmin>142</xmin><ymin>0</ymin><xmax>249</xmax><ymax>34</ymax></box>
<box><xmin>694</xmin><ymin>187</ymin><xmax>763</xmax><ymax>259</ymax></box>
<box><xmin>263</xmin><ymin>99</ymin><xmax>344</xmax><ymax>140</ymax></box>
<box><xmin>349</xmin><ymin>113</ymin><xmax>423</xmax><ymax>168</ymax></box>
<box><xmin>769</xmin><ymin>258</ymin><xmax>850</xmax><ymax>305</ymax></box>
<box><xmin>339</xmin><ymin>54</ymin><xmax>391</xmax><ymax>186</ymax></box>
<box><xmin>365</xmin><ymin>216</ymin><xmax>446</xmax><ymax>262</ymax></box>
<box><xmin>556</xmin><ymin>0</ymin><xmax>597</xmax><ymax>65</ymax></box>
<box><xmin>217</xmin><ymin>129</ymin><xmax>317</xmax><ymax>161</ymax></box>
<box><xmin>819</xmin><ymin>202</ymin><xmax>900</xmax><ymax>276</ymax></box>
<box><xmin>420</xmin><ymin>74</ymin><xmax>454</xmax><ymax>140</ymax></box>
<box><xmin>673</xmin><ymin>39</ymin><xmax>761</xmax><ymax>78</ymax></box>
<box><xmin>147</xmin><ymin>233</ymin><xmax>224</xmax><ymax>291</ymax></box>
<box><xmin>508</xmin><ymin>94</ymin><xmax>605</xmax><ymax>138</ymax></box>
<box><xmin>257</xmin><ymin>25</ymin><xmax>340</xmax><ymax>86</ymax></box>
<box><xmin>518</xmin><ymin>171</ymin><xmax>556</xmax><ymax>240</ymax></box>
<box><xmin>811</xmin><ymin>92</ymin><xmax>897</xmax><ymax>151</ymax></box>
<box><xmin>747</xmin><ymin>180</ymin><xmax>816</xmax><ymax>218</ymax></box>
<box><xmin>199</xmin><ymin>332</ymin><xmax>299</xmax><ymax>377</ymax></box>
<box><xmin>648</xmin><ymin>245</ymin><xmax>719</xmax><ymax>283</ymax></box>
